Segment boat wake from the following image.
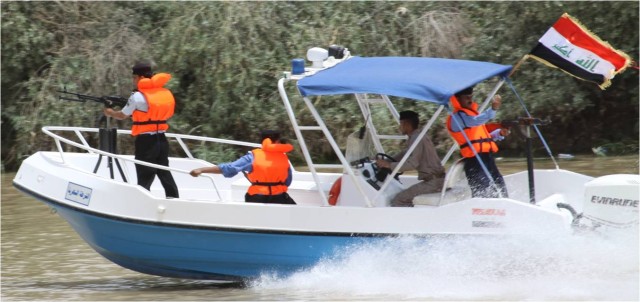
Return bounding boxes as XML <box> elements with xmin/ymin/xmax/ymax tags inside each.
<box><xmin>251</xmin><ymin>231</ymin><xmax>639</xmax><ymax>300</ymax></box>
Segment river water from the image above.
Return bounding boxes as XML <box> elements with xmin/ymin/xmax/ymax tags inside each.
<box><xmin>2</xmin><ymin>155</ymin><xmax>638</xmax><ymax>301</ymax></box>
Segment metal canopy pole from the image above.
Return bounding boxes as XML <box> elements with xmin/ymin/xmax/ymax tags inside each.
<box><xmin>278</xmin><ymin>78</ymin><xmax>329</xmax><ymax>205</ymax></box>
<box><xmin>301</xmin><ymin>96</ymin><xmax>374</xmax><ymax>207</ymax></box>
<box><xmin>278</xmin><ymin>78</ymin><xmax>373</xmax><ymax>207</ymax></box>
<box><xmin>355</xmin><ymin>93</ymin><xmax>405</xmax><ymax>155</ymax></box>
<box><xmin>355</xmin><ymin>94</ymin><xmax>385</xmax><ymax>154</ymax></box>
<box><xmin>505</xmin><ymin>78</ymin><xmax>559</xmax><ymax>170</ymax></box>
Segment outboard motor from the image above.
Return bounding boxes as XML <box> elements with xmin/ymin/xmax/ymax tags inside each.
<box><xmin>580</xmin><ymin>174</ymin><xmax>639</xmax><ymax>229</ymax></box>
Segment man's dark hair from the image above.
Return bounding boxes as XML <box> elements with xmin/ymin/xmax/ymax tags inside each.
<box><xmin>399</xmin><ymin>110</ymin><xmax>419</xmax><ymax>129</ymax></box>
<box><xmin>132</xmin><ymin>60</ymin><xmax>154</xmax><ymax>78</ymax></box>
<box><xmin>454</xmin><ymin>86</ymin><xmax>474</xmax><ymax>97</ymax></box>
<box><xmin>260</xmin><ymin>129</ymin><xmax>281</xmax><ymax>142</ymax></box>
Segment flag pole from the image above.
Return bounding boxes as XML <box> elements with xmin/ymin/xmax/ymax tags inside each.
<box><xmin>508</xmin><ymin>55</ymin><xmax>530</xmax><ymax>77</ymax></box>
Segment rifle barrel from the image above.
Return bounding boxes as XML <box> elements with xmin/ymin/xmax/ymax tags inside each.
<box><xmin>501</xmin><ymin>117</ymin><xmax>549</xmax><ymax>127</ymax></box>
<box><xmin>58</xmin><ymin>96</ymin><xmax>86</xmax><ymax>103</ymax></box>
<box><xmin>58</xmin><ymin>89</ymin><xmax>127</xmax><ymax>108</ymax></box>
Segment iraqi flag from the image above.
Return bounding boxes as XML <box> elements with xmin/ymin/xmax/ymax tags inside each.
<box><xmin>528</xmin><ymin>13</ymin><xmax>632</xmax><ymax>89</ymax></box>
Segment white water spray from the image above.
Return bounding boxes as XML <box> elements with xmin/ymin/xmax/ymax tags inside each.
<box><xmin>252</xmin><ymin>231</ymin><xmax>639</xmax><ymax>300</ymax></box>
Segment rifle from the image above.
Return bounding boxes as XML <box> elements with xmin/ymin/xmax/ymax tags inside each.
<box><xmin>486</xmin><ymin>117</ymin><xmax>550</xmax><ymax>137</ymax></box>
<box><xmin>500</xmin><ymin>117</ymin><xmax>550</xmax><ymax>128</ymax></box>
<box><xmin>57</xmin><ymin>87</ymin><xmax>128</xmax><ymax>108</ymax></box>
<box><xmin>487</xmin><ymin>117</ymin><xmax>551</xmax><ymax>137</ymax></box>
<box><xmin>57</xmin><ymin>87</ymin><xmax>129</xmax><ymax>182</ymax></box>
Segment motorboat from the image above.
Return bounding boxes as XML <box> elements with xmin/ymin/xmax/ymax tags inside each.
<box><xmin>13</xmin><ymin>47</ymin><xmax>638</xmax><ymax>281</ymax></box>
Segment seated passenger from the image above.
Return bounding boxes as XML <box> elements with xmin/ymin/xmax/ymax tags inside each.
<box><xmin>190</xmin><ymin>130</ymin><xmax>296</xmax><ymax>205</ymax></box>
<box><xmin>375</xmin><ymin>111</ymin><xmax>446</xmax><ymax>207</ymax></box>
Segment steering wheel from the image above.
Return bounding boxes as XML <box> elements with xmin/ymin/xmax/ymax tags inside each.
<box><xmin>375</xmin><ymin>153</ymin><xmax>397</xmax><ymax>162</ymax></box>
<box><xmin>373</xmin><ymin>153</ymin><xmax>401</xmax><ymax>182</ymax></box>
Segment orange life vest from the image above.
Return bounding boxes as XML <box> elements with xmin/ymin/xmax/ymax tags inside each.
<box><xmin>131</xmin><ymin>73</ymin><xmax>175</xmax><ymax>136</ymax></box>
<box><xmin>446</xmin><ymin>95</ymin><xmax>498</xmax><ymax>158</ymax></box>
<box><xmin>245</xmin><ymin>138</ymin><xmax>294</xmax><ymax>196</ymax></box>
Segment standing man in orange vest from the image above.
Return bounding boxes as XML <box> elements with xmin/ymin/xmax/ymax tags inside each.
<box><xmin>103</xmin><ymin>60</ymin><xmax>179</xmax><ymax>198</ymax></box>
<box><xmin>190</xmin><ymin>130</ymin><xmax>296</xmax><ymax>205</ymax></box>
<box><xmin>446</xmin><ymin>86</ymin><xmax>508</xmax><ymax>198</ymax></box>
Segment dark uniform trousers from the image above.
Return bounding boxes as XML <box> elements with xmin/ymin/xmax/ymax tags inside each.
<box><xmin>245</xmin><ymin>192</ymin><xmax>296</xmax><ymax>205</ymax></box>
<box><xmin>463</xmin><ymin>152</ymin><xmax>508</xmax><ymax>198</ymax></box>
<box><xmin>134</xmin><ymin>133</ymin><xmax>179</xmax><ymax>198</ymax></box>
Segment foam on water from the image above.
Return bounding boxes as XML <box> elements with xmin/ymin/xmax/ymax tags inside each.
<box><xmin>252</xmin><ymin>230</ymin><xmax>639</xmax><ymax>300</ymax></box>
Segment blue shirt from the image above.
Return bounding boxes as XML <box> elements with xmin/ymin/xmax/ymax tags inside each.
<box><xmin>218</xmin><ymin>152</ymin><xmax>293</xmax><ymax>186</ymax></box>
<box><xmin>450</xmin><ymin>108</ymin><xmax>504</xmax><ymax>141</ymax></box>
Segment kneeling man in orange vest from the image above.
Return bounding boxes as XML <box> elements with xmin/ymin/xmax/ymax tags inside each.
<box><xmin>190</xmin><ymin>130</ymin><xmax>296</xmax><ymax>205</ymax></box>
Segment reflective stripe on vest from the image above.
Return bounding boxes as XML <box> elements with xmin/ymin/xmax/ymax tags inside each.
<box><xmin>447</xmin><ymin>96</ymin><xmax>498</xmax><ymax>158</ymax></box>
<box><xmin>245</xmin><ymin>139</ymin><xmax>293</xmax><ymax>196</ymax></box>
<box><xmin>131</xmin><ymin>73</ymin><xmax>175</xmax><ymax>136</ymax></box>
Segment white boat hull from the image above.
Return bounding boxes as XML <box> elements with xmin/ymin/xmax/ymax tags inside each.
<box><xmin>13</xmin><ymin>151</ymin><xmax>597</xmax><ymax>279</ymax></box>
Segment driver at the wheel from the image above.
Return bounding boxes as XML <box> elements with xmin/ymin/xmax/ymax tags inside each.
<box><xmin>375</xmin><ymin>110</ymin><xmax>445</xmax><ymax>207</ymax></box>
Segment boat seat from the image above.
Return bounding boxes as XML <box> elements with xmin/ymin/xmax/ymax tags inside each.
<box><xmin>413</xmin><ymin>158</ymin><xmax>470</xmax><ymax>206</ymax></box>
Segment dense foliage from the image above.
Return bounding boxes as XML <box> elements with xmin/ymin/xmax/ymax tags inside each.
<box><xmin>2</xmin><ymin>1</ymin><xmax>638</xmax><ymax>170</ymax></box>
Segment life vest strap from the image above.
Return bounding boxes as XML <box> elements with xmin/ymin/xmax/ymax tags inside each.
<box><xmin>460</xmin><ymin>138</ymin><xmax>494</xmax><ymax>149</ymax></box>
<box><xmin>242</xmin><ymin>171</ymin><xmax>286</xmax><ymax>195</ymax></box>
<box><xmin>250</xmin><ymin>180</ymin><xmax>287</xmax><ymax>186</ymax></box>
<box><xmin>132</xmin><ymin>120</ymin><xmax>167</xmax><ymax>125</ymax></box>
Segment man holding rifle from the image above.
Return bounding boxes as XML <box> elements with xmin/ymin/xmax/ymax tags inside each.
<box><xmin>103</xmin><ymin>60</ymin><xmax>179</xmax><ymax>198</ymax></box>
<box><xmin>446</xmin><ymin>86</ymin><xmax>509</xmax><ymax>198</ymax></box>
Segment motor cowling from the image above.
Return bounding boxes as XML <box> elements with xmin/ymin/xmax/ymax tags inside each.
<box><xmin>582</xmin><ymin>174</ymin><xmax>639</xmax><ymax>228</ymax></box>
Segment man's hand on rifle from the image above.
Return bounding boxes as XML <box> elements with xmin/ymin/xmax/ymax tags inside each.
<box><xmin>101</xmin><ymin>96</ymin><xmax>128</xmax><ymax>108</ymax></box>
<box><xmin>102</xmin><ymin>98</ymin><xmax>114</xmax><ymax>108</ymax></box>
<box><xmin>103</xmin><ymin>108</ymin><xmax>128</xmax><ymax>120</ymax></box>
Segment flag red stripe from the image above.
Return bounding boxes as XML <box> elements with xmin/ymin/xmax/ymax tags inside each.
<box><xmin>552</xmin><ymin>16</ymin><xmax>628</xmax><ymax>70</ymax></box>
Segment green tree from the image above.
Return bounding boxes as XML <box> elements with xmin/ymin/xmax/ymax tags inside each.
<box><xmin>1</xmin><ymin>1</ymin><xmax>637</xmax><ymax>170</ymax></box>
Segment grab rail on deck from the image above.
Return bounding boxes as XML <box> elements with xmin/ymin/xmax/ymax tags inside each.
<box><xmin>41</xmin><ymin>126</ymin><xmax>261</xmax><ymax>201</ymax></box>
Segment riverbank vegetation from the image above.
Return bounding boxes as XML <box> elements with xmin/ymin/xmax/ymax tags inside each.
<box><xmin>2</xmin><ymin>2</ymin><xmax>638</xmax><ymax>170</ymax></box>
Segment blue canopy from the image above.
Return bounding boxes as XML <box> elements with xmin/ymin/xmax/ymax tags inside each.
<box><xmin>297</xmin><ymin>57</ymin><xmax>512</xmax><ymax>105</ymax></box>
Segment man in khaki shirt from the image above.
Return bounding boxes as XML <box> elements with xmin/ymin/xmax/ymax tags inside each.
<box><xmin>376</xmin><ymin>111</ymin><xmax>445</xmax><ymax>207</ymax></box>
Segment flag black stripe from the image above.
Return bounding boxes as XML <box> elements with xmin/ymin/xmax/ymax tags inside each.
<box><xmin>529</xmin><ymin>43</ymin><xmax>605</xmax><ymax>84</ymax></box>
